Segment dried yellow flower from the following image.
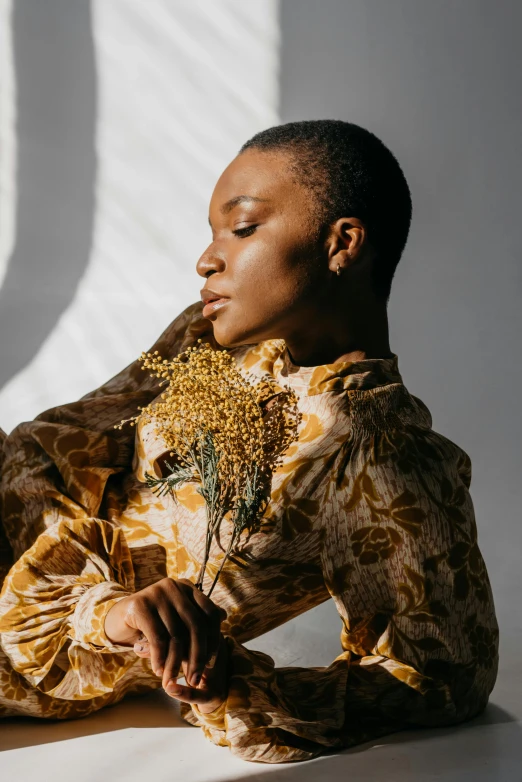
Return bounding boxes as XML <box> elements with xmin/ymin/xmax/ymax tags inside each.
<box><xmin>116</xmin><ymin>339</ymin><xmax>301</xmax><ymax>595</ymax></box>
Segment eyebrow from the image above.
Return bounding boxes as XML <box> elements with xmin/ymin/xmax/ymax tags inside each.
<box><xmin>208</xmin><ymin>195</ymin><xmax>270</xmax><ymax>226</ymax></box>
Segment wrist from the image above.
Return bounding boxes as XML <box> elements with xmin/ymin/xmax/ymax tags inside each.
<box><xmin>70</xmin><ymin>582</ymin><xmax>133</xmax><ymax>652</ymax></box>
<box><xmin>103</xmin><ymin>595</ymin><xmax>134</xmax><ymax>646</ymax></box>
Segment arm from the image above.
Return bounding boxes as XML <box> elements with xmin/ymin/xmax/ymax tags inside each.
<box><xmin>0</xmin><ymin>516</ymin><xmax>136</xmax><ymax>699</ymax></box>
<box><xmin>0</xmin><ymin>301</ymin><xmax>216</xmax><ymax>698</ymax></box>
<box><xmin>0</xmin><ymin>523</ymin><xmax>227</xmax><ymax>700</ymax></box>
<box><xmin>179</xmin><ymin>417</ymin><xmax>498</xmax><ymax>763</ymax></box>
<box><xmin>0</xmin><ymin>426</ymin><xmax>12</xmax><ymax>586</ymax></box>
<box><xmin>0</xmin><ymin>300</ymin><xmax>211</xmax><ymax>560</ymax></box>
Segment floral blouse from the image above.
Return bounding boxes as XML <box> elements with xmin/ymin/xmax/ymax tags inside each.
<box><xmin>0</xmin><ymin>301</ymin><xmax>499</xmax><ymax>764</ymax></box>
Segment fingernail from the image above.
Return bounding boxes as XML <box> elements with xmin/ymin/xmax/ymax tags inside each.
<box><xmin>166</xmin><ymin>681</ymin><xmax>181</xmax><ymax>694</ymax></box>
<box><xmin>155</xmin><ymin>666</ymin><xmax>164</xmax><ymax>677</ymax></box>
<box><xmin>135</xmin><ymin>644</ymin><xmax>144</xmax><ymax>652</ymax></box>
<box><xmin>192</xmin><ymin>673</ymin><xmax>201</xmax><ymax>686</ymax></box>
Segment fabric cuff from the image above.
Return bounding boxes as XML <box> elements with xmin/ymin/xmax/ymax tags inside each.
<box><xmin>69</xmin><ymin>580</ymin><xmax>134</xmax><ymax>653</ymax></box>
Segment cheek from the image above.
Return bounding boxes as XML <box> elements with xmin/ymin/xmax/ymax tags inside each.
<box><xmin>233</xmin><ymin>235</ymin><xmax>311</xmax><ymax>305</ymax></box>
<box><xmin>212</xmin><ymin>230</ymin><xmax>322</xmax><ymax>344</ymax></box>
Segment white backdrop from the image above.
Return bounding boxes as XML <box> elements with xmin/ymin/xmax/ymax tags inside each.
<box><xmin>0</xmin><ymin>0</ymin><xmax>279</xmax><ymax>433</ymax></box>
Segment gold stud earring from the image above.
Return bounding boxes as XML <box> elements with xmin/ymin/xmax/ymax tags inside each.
<box><xmin>336</xmin><ymin>264</ymin><xmax>341</xmax><ymax>276</ymax></box>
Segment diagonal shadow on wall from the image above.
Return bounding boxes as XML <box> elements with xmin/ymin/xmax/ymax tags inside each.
<box><xmin>0</xmin><ymin>0</ymin><xmax>97</xmax><ymax>392</ymax></box>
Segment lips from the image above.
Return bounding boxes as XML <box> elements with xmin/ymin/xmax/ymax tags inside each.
<box><xmin>200</xmin><ymin>287</ymin><xmax>231</xmax><ymax>319</ymax></box>
<box><xmin>202</xmin><ymin>296</ymin><xmax>230</xmax><ymax>319</ymax></box>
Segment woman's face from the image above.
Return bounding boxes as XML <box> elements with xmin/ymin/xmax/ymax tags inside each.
<box><xmin>196</xmin><ymin>148</ymin><xmax>332</xmax><ymax>348</ymax></box>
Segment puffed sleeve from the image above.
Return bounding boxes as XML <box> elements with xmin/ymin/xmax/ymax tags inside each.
<box><xmin>0</xmin><ymin>300</ymin><xmax>213</xmax><ymax>559</ymax></box>
<box><xmin>0</xmin><ymin>428</ymin><xmax>12</xmax><ymax>587</ymax></box>
<box><xmin>180</xmin><ymin>391</ymin><xmax>499</xmax><ymax>763</ymax></box>
<box><xmin>0</xmin><ymin>517</ymin><xmax>138</xmax><ymax>698</ymax></box>
<box><xmin>0</xmin><ymin>300</ymin><xmax>215</xmax><ymax>698</ymax></box>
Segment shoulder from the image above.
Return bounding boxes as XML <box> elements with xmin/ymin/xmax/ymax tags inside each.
<box><xmin>347</xmin><ymin>382</ymin><xmax>433</xmax><ymax>436</ymax></box>
<box><xmin>343</xmin><ymin>383</ymin><xmax>472</xmax><ymax>486</ymax></box>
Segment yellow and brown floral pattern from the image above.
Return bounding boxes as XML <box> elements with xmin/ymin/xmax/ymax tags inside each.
<box><xmin>0</xmin><ymin>301</ymin><xmax>498</xmax><ymax>763</ymax></box>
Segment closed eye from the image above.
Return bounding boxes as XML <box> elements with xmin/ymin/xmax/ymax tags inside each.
<box><xmin>232</xmin><ymin>225</ymin><xmax>257</xmax><ymax>238</ymax></box>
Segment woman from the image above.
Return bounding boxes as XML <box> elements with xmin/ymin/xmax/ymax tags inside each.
<box><xmin>0</xmin><ymin>120</ymin><xmax>498</xmax><ymax>764</ymax></box>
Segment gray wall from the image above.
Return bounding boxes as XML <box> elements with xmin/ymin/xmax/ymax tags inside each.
<box><xmin>0</xmin><ymin>0</ymin><xmax>279</xmax><ymax>430</ymax></box>
<box><xmin>254</xmin><ymin>0</ymin><xmax>521</xmax><ymax>673</ymax></box>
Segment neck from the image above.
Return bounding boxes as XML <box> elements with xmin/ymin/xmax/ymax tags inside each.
<box><xmin>284</xmin><ymin>296</ymin><xmax>392</xmax><ymax>367</ymax></box>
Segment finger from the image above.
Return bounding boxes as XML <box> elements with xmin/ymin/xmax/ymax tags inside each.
<box><xmin>164</xmin><ymin>680</ymin><xmax>196</xmax><ymax>702</ymax></box>
<box><xmin>164</xmin><ymin>676</ymin><xmax>220</xmax><ymax>708</ymax></box>
<box><xmin>206</xmin><ymin>649</ymin><xmax>218</xmax><ymax>670</ymax></box>
<box><xmin>175</xmin><ymin>576</ymin><xmax>227</xmax><ymax>631</ymax></box>
<box><xmin>154</xmin><ymin>590</ymin><xmax>187</xmax><ymax>641</ymax></box>
<box><xmin>154</xmin><ymin>594</ymin><xmax>190</xmax><ymax>685</ymax></box>
<box><xmin>133</xmin><ymin>640</ymin><xmax>151</xmax><ymax>657</ymax></box>
<box><xmin>190</xmin><ymin>589</ymin><xmax>227</xmax><ymax>670</ymax></box>
<box><xmin>137</xmin><ymin>607</ymin><xmax>170</xmax><ymax>677</ymax></box>
<box><xmin>188</xmin><ymin>583</ymin><xmax>228</xmax><ymax>627</ymax></box>
<box><xmin>203</xmin><ymin>631</ymin><xmax>223</xmax><ymax>671</ymax></box>
<box><xmin>184</xmin><ymin>608</ymin><xmax>207</xmax><ymax>688</ymax></box>
<box><xmin>162</xmin><ymin>636</ymin><xmax>185</xmax><ymax>690</ymax></box>
<box><xmin>205</xmin><ymin>632</ymin><xmax>225</xmax><ymax>671</ymax></box>
<box><xmin>167</xmin><ymin>582</ymin><xmax>208</xmax><ymax>688</ymax></box>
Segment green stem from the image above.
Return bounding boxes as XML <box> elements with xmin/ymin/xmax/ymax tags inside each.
<box><xmin>207</xmin><ymin>525</ymin><xmax>239</xmax><ymax>598</ymax></box>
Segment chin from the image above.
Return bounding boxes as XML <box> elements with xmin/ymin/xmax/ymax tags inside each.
<box><xmin>212</xmin><ymin>327</ymin><xmax>250</xmax><ymax>348</ymax></box>
<box><xmin>211</xmin><ymin>317</ymin><xmax>264</xmax><ymax>349</ymax></box>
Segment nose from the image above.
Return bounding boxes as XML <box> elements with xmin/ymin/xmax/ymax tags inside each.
<box><xmin>196</xmin><ymin>246</ymin><xmax>226</xmax><ymax>278</ymax></box>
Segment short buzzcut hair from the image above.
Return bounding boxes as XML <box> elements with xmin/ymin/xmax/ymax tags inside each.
<box><xmin>239</xmin><ymin>119</ymin><xmax>412</xmax><ymax>301</ymax></box>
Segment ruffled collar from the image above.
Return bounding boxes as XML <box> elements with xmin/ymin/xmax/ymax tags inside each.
<box><xmin>274</xmin><ymin>343</ymin><xmax>403</xmax><ymax>396</ymax></box>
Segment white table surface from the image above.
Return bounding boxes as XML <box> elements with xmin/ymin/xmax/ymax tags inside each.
<box><xmin>2</xmin><ymin>614</ymin><xmax>521</xmax><ymax>782</ymax></box>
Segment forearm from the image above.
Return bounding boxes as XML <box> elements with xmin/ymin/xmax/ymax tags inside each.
<box><xmin>0</xmin><ymin>517</ymin><xmax>136</xmax><ymax>698</ymax></box>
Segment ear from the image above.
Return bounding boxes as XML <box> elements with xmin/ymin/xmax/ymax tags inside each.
<box><xmin>325</xmin><ymin>217</ymin><xmax>368</xmax><ymax>274</ymax></box>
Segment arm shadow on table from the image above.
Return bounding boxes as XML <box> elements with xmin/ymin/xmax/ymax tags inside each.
<box><xmin>0</xmin><ymin>690</ymin><xmax>188</xmax><ymax>752</ymax></box>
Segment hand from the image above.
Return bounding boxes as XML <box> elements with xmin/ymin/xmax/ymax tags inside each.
<box><xmin>104</xmin><ymin>577</ymin><xmax>227</xmax><ymax>691</ymax></box>
<box><xmin>135</xmin><ymin>630</ymin><xmax>230</xmax><ymax>713</ymax></box>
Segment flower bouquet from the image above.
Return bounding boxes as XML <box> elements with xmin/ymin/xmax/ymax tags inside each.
<box><xmin>117</xmin><ymin>340</ymin><xmax>300</xmax><ymax>596</ymax></box>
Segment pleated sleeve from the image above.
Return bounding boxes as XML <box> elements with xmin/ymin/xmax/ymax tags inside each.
<box><xmin>0</xmin><ymin>517</ymin><xmax>139</xmax><ymax>699</ymax></box>
<box><xmin>181</xmin><ymin>389</ymin><xmax>499</xmax><ymax>763</ymax></box>
<box><xmin>0</xmin><ymin>301</ymin><xmax>214</xmax><ymax>699</ymax></box>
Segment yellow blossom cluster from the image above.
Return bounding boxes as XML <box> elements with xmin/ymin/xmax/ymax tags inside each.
<box><xmin>117</xmin><ymin>339</ymin><xmax>300</xmax><ymax>496</ymax></box>
<box><xmin>116</xmin><ymin>339</ymin><xmax>301</xmax><ymax>594</ymax></box>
